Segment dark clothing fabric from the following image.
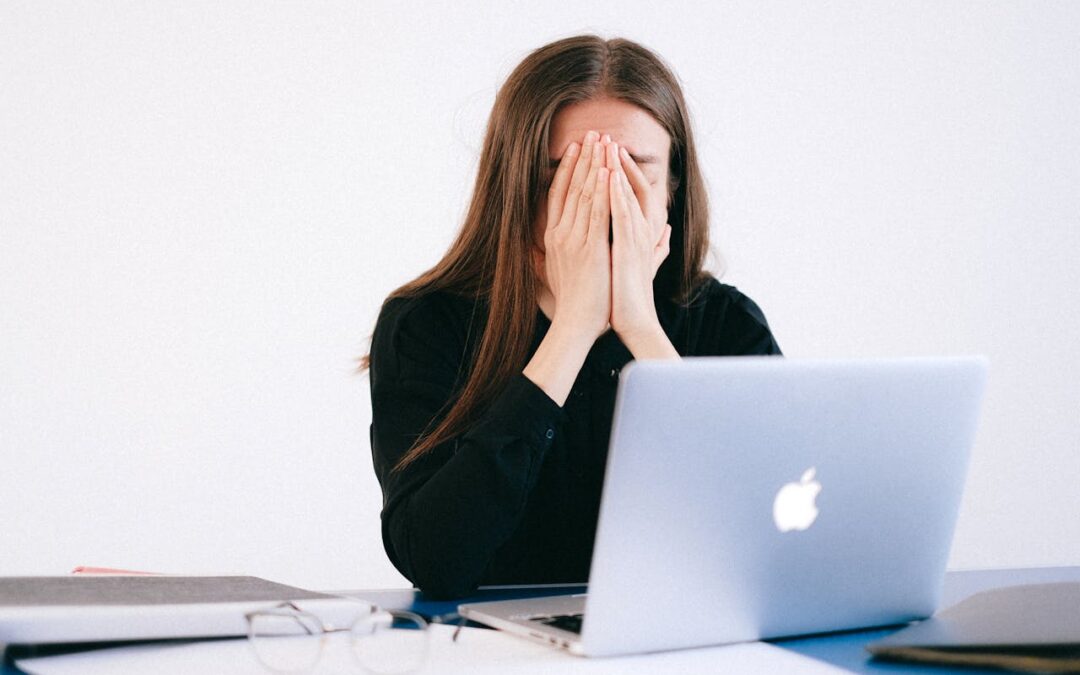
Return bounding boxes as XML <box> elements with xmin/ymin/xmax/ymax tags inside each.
<box><xmin>368</xmin><ymin>276</ymin><xmax>782</xmax><ymax>599</ymax></box>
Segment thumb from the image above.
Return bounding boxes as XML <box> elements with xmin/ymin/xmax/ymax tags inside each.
<box><xmin>652</xmin><ymin>223</ymin><xmax>672</xmax><ymax>273</ymax></box>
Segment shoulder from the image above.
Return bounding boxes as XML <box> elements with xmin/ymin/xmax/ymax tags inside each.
<box><xmin>374</xmin><ymin>287</ymin><xmax>485</xmax><ymax>340</ymax></box>
<box><xmin>692</xmin><ymin>277</ymin><xmax>772</xmax><ymax>328</ymax></box>
<box><xmin>683</xmin><ymin>275</ymin><xmax>768</xmax><ymax>323</ymax></box>
<box><xmin>371</xmin><ymin>289</ymin><xmax>481</xmax><ymax>378</ymax></box>
<box><xmin>375</xmin><ymin>289</ymin><xmax>475</xmax><ymax>335</ymax></box>
<box><xmin>683</xmin><ymin>275</ymin><xmax>782</xmax><ymax>356</ymax></box>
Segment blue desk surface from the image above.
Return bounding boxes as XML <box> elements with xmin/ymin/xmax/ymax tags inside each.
<box><xmin>353</xmin><ymin>565</ymin><xmax>1080</xmax><ymax>674</ymax></box>
<box><xmin>4</xmin><ymin>566</ymin><xmax>1077</xmax><ymax>673</ymax></box>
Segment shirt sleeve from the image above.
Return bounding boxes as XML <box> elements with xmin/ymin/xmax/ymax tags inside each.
<box><xmin>368</xmin><ymin>295</ymin><xmax>569</xmax><ymax>599</ymax></box>
<box><xmin>705</xmin><ymin>283</ymin><xmax>784</xmax><ymax>356</ymax></box>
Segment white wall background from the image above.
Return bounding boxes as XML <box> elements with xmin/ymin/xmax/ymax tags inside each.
<box><xmin>1</xmin><ymin>1</ymin><xmax>1077</xmax><ymax>591</ymax></box>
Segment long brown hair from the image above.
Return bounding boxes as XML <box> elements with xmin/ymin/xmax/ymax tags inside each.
<box><xmin>359</xmin><ymin>34</ymin><xmax>713</xmax><ymax>472</ymax></box>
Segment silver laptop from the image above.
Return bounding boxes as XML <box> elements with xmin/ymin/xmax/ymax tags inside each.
<box><xmin>459</xmin><ymin>356</ymin><xmax>987</xmax><ymax>657</ymax></box>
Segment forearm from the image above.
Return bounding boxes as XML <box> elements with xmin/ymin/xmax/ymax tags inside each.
<box><xmin>522</xmin><ymin>319</ymin><xmax>596</xmax><ymax>406</ymax></box>
<box><xmin>386</xmin><ymin>434</ymin><xmax>543</xmax><ymax>598</ymax></box>
<box><xmin>378</xmin><ymin>374</ymin><xmax>564</xmax><ymax>599</ymax></box>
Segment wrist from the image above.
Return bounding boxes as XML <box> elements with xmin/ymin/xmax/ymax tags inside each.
<box><xmin>547</xmin><ymin>315</ymin><xmax>601</xmax><ymax>355</ymax></box>
<box><xmin>523</xmin><ymin>315</ymin><xmax>597</xmax><ymax>407</ymax></box>
<box><xmin>617</xmin><ymin>320</ymin><xmax>679</xmax><ymax>361</ymax></box>
<box><xmin>614</xmin><ymin>317</ymin><xmax>663</xmax><ymax>347</ymax></box>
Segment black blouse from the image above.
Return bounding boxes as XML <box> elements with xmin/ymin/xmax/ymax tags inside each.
<box><xmin>368</xmin><ymin>276</ymin><xmax>782</xmax><ymax>599</ymax></box>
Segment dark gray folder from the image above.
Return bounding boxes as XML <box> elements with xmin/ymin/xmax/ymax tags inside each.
<box><xmin>867</xmin><ymin>582</ymin><xmax>1080</xmax><ymax>673</ymax></box>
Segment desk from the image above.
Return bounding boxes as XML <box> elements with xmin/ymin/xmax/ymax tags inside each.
<box><xmin>347</xmin><ymin>566</ymin><xmax>1080</xmax><ymax>674</ymax></box>
<box><xmin>7</xmin><ymin>566</ymin><xmax>1079</xmax><ymax>674</ymax></box>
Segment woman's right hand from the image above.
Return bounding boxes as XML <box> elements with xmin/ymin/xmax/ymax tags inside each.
<box><xmin>542</xmin><ymin>129</ymin><xmax>612</xmax><ymax>344</ymax></box>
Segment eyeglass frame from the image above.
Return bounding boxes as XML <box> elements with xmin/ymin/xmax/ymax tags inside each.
<box><xmin>244</xmin><ymin>600</ymin><xmax>430</xmax><ymax>672</ymax></box>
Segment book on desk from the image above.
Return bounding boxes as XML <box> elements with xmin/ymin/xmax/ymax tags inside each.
<box><xmin>0</xmin><ymin>575</ymin><xmax>357</xmax><ymax>645</ymax></box>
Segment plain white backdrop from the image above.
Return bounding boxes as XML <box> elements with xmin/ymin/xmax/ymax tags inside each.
<box><xmin>1</xmin><ymin>1</ymin><xmax>1078</xmax><ymax>591</ymax></box>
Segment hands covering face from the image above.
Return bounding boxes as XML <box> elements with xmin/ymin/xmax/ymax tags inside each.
<box><xmin>540</xmin><ymin>130</ymin><xmax>673</xmax><ymax>344</ymax></box>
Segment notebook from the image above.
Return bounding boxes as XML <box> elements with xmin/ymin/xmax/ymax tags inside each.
<box><xmin>0</xmin><ymin>575</ymin><xmax>357</xmax><ymax>644</ymax></box>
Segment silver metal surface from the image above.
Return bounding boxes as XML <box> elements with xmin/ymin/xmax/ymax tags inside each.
<box><xmin>459</xmin><ymin>357</ymin><xmax>987</xmax><ymax>658</ymax></box>
<box><xmin>581</xmin><ymin>356</ymin><xmax>987</xmax><ymax>656</ymax></box>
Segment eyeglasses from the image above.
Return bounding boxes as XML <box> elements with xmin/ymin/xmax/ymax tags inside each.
<box><xmin>245</xmin><ymin>600</ymin><xmax>430</xmax><ymax>674</ymax></box>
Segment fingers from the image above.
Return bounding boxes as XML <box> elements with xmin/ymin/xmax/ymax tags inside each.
<box><xmin>652</xmin><ymin>223</ymin><xmax>672</xmax><ymax>273</ymax></box>
<box><xmin>569</xmin><ymin>134</ymin><xmax>606</xmax><ymax>240</ymax></box>
<box><xmin>618</xmin><ymin>146</ymin><xmax>651</xmax><ymax>205</ymax></box>
<box><xmin>554</xmin><ymin>130</ymin><xmax>601</xmax><ymax>232</ymax></box>
<box><xmin>617</xmin><ymin>164</ymin><xmax>655</xmax><ymax>245</ymax></box>
<box><xmin>608</xmin><ymin>142</ymin><xmax>634</xmax><ymax>244</ymax></box>
<box><xmin>611</xmin><ymin>142</ymin><xmax>670</xmax><ymax>263</ymax></box>
<box><xmin>544</xmin><ymin>140</ymin><xmax>580</xmax><ymax>231</ymax></box>
<box><xmin>587</xmin><ymin>164</ymin><xmax>611</xmax><ymax>245</ymax></box>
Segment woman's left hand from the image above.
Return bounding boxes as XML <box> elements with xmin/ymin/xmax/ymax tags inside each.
<box><xmin>607</xmin><ymin>140</ymin><xmax>672</xmax><ymax>345</ymax></box>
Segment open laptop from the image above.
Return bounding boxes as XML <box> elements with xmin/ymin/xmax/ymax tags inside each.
<box><xmin>459</xmin><ymin>356</ymin><xmax>988</xmax><ymax>657</ymax></box>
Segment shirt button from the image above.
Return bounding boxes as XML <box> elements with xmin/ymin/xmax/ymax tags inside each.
<box><xmin>545</xmin><ymin>428</ymin><xmax>555</xmax><ymax>440</ymax></box>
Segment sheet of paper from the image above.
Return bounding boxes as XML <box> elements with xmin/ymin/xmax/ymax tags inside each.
<box><xmin>16</xmin><ymin>624</ymin><xmax>848</xmax><ymax>674</ymax></box>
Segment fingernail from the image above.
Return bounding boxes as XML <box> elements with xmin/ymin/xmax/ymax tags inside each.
<box><xmin>620</xmin><ymin>147</ymin><xmax>630</xmax><ymax>160</ymax></box>
<box><xmin>598</xmin><ymin>167</ymin><xmax>609</xmax><ymax>182</ymax></box>
<box><xmin>602</xmin><ymin>133</ymin><xmax>611</xmax><ymax>143</ymax></box>
<box><xmin>586</xmin><ymin>130</ymin><xmax>599</xmax><ymax>143</ymax></box>
<box><xmin>566</xmin><ymin>142</ymin><xmax>579</xmax><ymax>156</ymax></box>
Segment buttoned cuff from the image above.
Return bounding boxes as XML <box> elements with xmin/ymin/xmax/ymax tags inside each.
<box><xmin>479</xmin><ymin>373</ymin><xmax>569</xmax><ymax>450</ymax></box>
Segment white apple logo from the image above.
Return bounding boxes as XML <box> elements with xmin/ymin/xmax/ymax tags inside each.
<box><xmin>772</xmin><ymin>467</ymin><xmax>822</xmax><ymax>532</ymax></box>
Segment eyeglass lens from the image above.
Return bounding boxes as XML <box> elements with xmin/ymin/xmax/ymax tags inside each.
<box><xmin>250</xmin><ymin>607</ymin><xmax>429</xmax><ymax>674</ymax></box>
<box><xmin>249</xmin><ymin>612</ymin><xmax>325</xmax><ymax>672</ymax></box>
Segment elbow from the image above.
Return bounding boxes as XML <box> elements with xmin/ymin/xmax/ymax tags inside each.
<box><xmin>383</xmin><ymin>504</ymin><xmax>482</xmax><ymax>600</ymax></box>
<box><xmin>401</xmin><ymin>526</ymin><xmax>484</xmax><ymax>600</ymax></box>
<box><xmin>409</xmin><ymin>569</ymin><xmax>481</xmax><ymax>601</ymax></box>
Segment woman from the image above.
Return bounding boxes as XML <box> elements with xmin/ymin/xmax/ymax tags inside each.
<box><xmin>361</xmin><ymin>35</ymin><xmax>782</xmax><ymax>599</ymax></box>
